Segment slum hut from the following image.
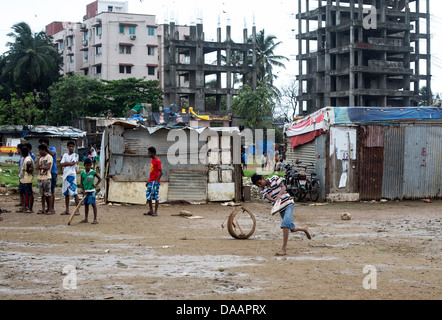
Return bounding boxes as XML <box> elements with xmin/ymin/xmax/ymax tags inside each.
<box><xmin>101</xmin><ymin>121</ymin><xmax>243</xmax><ymax>205</ymax></box>
<box><xmin>0</xmin><ymin>125</ymin><xmax>86</xmax><ymax>165</ymax></box>
<box><xmin>284</xmin><ymin>107</ymin><xmax>442</xmax><ymax>201</ymax></box>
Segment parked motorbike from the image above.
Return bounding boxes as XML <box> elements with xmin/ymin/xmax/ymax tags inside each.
<box><xmin>283</xmin><ymin>161</ymin><xmax>320</xmax><ymax>202</ymax></box>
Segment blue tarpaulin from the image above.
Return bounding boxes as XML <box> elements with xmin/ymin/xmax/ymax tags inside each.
<box><xmin>333</xmin><ymin>107</ymin><xmax>442</xmax><ymax>124</ymax></box>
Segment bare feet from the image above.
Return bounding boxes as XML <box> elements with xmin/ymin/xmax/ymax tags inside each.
<box><xmin>275</xmin><ymin>250</ymin><xmax>287</xmax><ymax>256</ymax></box>
<box><xmin>304</xmin><ymin>227</ymin><xmax>312</xmax><ymax>240</ymax></box>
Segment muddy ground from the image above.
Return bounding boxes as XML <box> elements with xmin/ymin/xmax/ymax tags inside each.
<box><xmin>0</xmin><ymin>191</ymin><xmax>441</xmax><ymax>300</ymax></box>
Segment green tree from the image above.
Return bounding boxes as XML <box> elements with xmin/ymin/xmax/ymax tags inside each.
<box><xmin>100</xmin><ymin>78</ymin><xmax>164</xmax><ymax>116</ymax></box>
<box><xmin>0</xmin><ymin>92</ymin><xmax>43</xmax><ymax>125</ymax></box>
<box><xmin>231</xmin><ymin>83</ymin><xmax>275</xmax><ymax>130</ymax></box>
<box><xmin>49</xmin><ymin>77</ymin><xmax>164</xmax><ymax>124</ymax></box>
<box><xmin>48</xmin><ymin>74</ymin><xmax>104</xmax><ymax>125</ymax></box>
<box><xmin>419</xmin><ymin>86</ymin><xmax>441</xmax><ymax>106</ymax></box>
<box><xmin>1</xmin><ymin>22</ymin><xmax>62</xmax><ymax>94</ymax></box>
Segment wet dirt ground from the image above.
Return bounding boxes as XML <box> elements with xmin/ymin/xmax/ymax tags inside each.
<box><xmin>0</xmin><ymin>192</ymin><xmax>441</xmax><ymax>300</ymax></box>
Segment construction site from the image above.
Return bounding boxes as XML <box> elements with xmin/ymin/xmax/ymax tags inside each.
<box><xmin>296</xmin><ymin>0</ymin><xmax>432</xmax><ymax>115</ymax></box>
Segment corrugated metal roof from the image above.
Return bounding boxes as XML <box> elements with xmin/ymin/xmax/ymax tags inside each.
<box><xmin>0</xmin><ymin>125</ymin><xmax>86</xmax><ymax>138</ymax></box>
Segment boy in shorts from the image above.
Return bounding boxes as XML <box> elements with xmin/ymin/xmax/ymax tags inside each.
<box><xmin>17</xmin><ymin>146</ymin><xmax>34</xmax><ymax>213</ymax></box>
<box><xmin>80</xmin><ymin>158</ymin><xmax>101</xmax><ymax>224</ymax></box>
<box><xmin>36</xmin><ymin>144</ymin><xmax>54</xmax><ymax>215</ymax></box>
<box><xmin>60</xmin><ymin>141</ymin><xmax>80</xmax><ymax>215</ymax></box>
<box><xmin>252</xmin><ymin>174</ymin><xmax>311</xmax><ymax>256</ymax></box>
<box><xmin>144</xmin><ymin>147</ymin><xmax>163</xmax><ymax>217</ymax></box>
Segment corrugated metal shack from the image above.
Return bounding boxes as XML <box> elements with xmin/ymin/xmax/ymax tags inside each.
<box><xmin>284</xmin><ymin>107</ymin><xmax>442</xmax><ymax>201</ymax></box>
<box><xmin>101</xmin><ymin>121</ymin><xmax>242</xmax><ymax>205</ymax></box>
<box><xmin>0</xmin><ymin>125</ymin><xmax>87</xmax><ymax>164</ymax></box>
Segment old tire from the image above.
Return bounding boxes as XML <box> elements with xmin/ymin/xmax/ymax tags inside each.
<box><xmin>227</xmin><ymin>206</ymin><xmax>256</xmax><ymax>239</ymax></box>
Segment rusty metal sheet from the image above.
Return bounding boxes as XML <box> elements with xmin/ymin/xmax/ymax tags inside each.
<box><xmin>359</xmin><ymin>147</ymin><xmax>384</xmax><ymax>200</ymax></box>
<box><xmin>361</xmin><ymin>125</ymin><xmax>384</xmax><ymax>147</ymax></box>
<box><xmin>382</xmin><ymin>126</ymin><xmax>405</xmax><ymax>200</ymax></box>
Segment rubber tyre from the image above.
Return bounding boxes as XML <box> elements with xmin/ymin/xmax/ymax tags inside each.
<box><xmin>227</xmin><ymin>206</ymin><xmax>256</xmax><ymax>239</ymax></box>
<box><xmin>309</xmin><ymin>180</ymin><xmax>320</xmax><ymax>202</ymax></box>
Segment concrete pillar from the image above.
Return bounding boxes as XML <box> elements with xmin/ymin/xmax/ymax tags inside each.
<box><xmin>426</xmin><ymin>0</ymin><xmax>432</xmax><ymax>102</ymax></box>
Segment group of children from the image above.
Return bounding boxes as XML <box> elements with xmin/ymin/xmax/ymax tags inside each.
<box><xmin>13</xmin><ymin>139</ymin><xmax>307</xmax><ymax>255</ymax></box>
<box><xmin>16</xmin><ymin>140</ymin><xmax>101</xmax><ymax>224</ymax></box>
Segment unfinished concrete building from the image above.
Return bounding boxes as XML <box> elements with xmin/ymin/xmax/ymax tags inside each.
<box><xmin>161</xmin><ymin>22</ymin><xmax>258</xmax><ymax>112</ymax></box>
<box><xmin>296</xmin><ymin>0</ymin><xmax>432</xmax><ymax>114</ymax></box>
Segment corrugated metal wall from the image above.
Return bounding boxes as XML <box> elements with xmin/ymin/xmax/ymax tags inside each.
<box><xmin>323</xmin><ymin>123</ymin><xmax>441</xmax><ymax>201</ymax></box>
<box><xmin>315</xmin><ymin>133</ymin><xmax>327</xmax><ymax>201</ymax></box>
<box><xmin>359</xmin><ymin>126</ymin><xmax>384</xmax><ymax>200</ymax></box>
<box><xmin>105</xmin><ymin>125</ymin><xmax>242</xmax><ymax>203</ymax></box>
<box><xmin>380</xmin><ymin>124</ymin><xmax>441</xmax><ymax>200</ymax></box>
<box><xmin>287</xmin><ymin>140</ymin><xmax>316</xmax><ymax>169</ymax></box>
<box><xmin>382</xmin><ymin>126</ymin><xmax>405</xmax><ymax>199</ymax></box>
<box><xmin>168</xmin><ymin>170</ymin><xmax>208</xmax><ymax>201</ymax></box>
<box><xmin>402</xmin><ymin>124</ymin><xmax>441</xmax><ymax>199</ymax></box>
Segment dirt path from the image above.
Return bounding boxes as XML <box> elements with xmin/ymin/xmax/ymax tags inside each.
<box><xmin>0</xmin><ymin>193</ymin><xmax>441</xmax><ymax>300</ymax></box>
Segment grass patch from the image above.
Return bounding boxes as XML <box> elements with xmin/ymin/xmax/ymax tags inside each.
<box><xmin>243</xmin><ymin>169</ymin><xmax>284</xmax><ymax>179</ymax></box>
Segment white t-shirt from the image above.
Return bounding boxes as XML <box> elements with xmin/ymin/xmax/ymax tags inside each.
<box><xmin>91</xmin><ymin>147</ymin><xmax>97</xmax><ymax>158</ymax></box>
<box><xmin>61</xmin><ymin>153</ymin><xmax>79</xmax><ymax>180</ymax></box>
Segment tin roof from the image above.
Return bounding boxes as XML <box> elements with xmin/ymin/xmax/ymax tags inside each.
<box><xmin>0</xmin><ymin>125</ymin><xmax>87</xmax><ymax>139</ymax></box>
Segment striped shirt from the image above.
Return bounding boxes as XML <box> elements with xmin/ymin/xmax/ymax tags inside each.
<box><xmin>260</xmin><ymin>176</ymin><xmax>294</xmax><ymax>211</ymax></box>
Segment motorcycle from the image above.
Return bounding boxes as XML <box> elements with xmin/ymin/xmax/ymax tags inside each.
<box><xmin>282</xmin><ymin>162</ymin><xmax>305</xmax><ymax>202</ymax></box>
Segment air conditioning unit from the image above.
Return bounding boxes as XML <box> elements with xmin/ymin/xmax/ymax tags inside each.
<box><xmin>130</xmin><ymin>35</ymin><xmax>136</xmax><ymax>40</ymax></box>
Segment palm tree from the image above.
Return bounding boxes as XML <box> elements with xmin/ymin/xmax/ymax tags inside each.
<box><xmin>2</xmin><ymin>22</ymin><xmax>62</xmax><ymax>93</ymax></box>
<box><xmin>251</xmin><ymin>29</ymin><xmax>289</xmax><ymax>90</ymax></box>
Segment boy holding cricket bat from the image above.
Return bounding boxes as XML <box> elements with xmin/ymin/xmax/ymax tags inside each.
<box><xmin>79</xmin><ymin>158</ymin><xmax>101</xmax><ymax>224</ymax></box>
<box><xmin>252</xmin><ymin>174</ymin><xmax>311</xmax><ymax>256</ymax></box>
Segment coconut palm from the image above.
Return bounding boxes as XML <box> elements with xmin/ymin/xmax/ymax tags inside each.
<box><xmin>2</xmin><ymin>22</ymin><xmax>62</xmax><ymax>93</ymax></box>
<box><xmin>252</xmin><ymin>29</ymin><xmax>289</xmax><ymax>88</ymax></box>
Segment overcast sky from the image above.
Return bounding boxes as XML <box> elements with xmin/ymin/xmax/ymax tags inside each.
<box><xmin>0</xmin><ymin>0</ymin><xmax>441</xmax><ymax>94</ymax></box>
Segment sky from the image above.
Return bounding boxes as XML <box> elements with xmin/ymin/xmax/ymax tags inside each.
<box><xmin>0</xmin><ymin>0</ymin><xmax>441</xmax><ymax>95</ymax></box>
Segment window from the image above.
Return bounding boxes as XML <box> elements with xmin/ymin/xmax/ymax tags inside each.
<box><xmin>148</xmin><ymin>66</ymin><xmax>155</xmax><ymax>76</ymax></box>
<box><xmin>147</xmin><ymin>46</ymin><xmax>155</xmax><ymax>56</ymax></box>
<box><xmin>69</xmin><ymin>55</ymin><xmax>74</xmax><ymax>63</ymax></box>
<box><xmin>147</xmin><ymin>27</ymin><xmax>155</xmax><ymax>36</ymax></box>
<box><xmin>120</xmin><ymin>25</ymin><xmax>124</xmax><ymax>34</ymax></box>
<box><xmin>108</xmin><ymin>6</ymin><xmax>113</xmax><ymax>12</ymax></box>
<box><xmin>129</xmin><ymin>26</ymin><xmax>136</xmax><ymax>35</ymax></box>
<box><xmin>83</xmin><ymin>50</ymin><xmax>88</xmax><ymax>60</ymax></box>
<box><xmin>96</xmin><ymin>65</ymin><xmax>101</xmax><ymax>74</ymax></box>
<box><xmin>119</xmin><ymin>45</ymin><xmax>132</xmax><ymax>54</ymax></box>
<box><xmin>83</xmin><ymin>31</ymin><xmax>88</xmax><ymax>41</ymax></box>
<box><xmin>119</xmin><ymin>65</ymin><xmax>132</xmax><ymax>74</ymax></box>
<box><xmin>84</xmin><ymin>69</ymin><xmax>89</xmax><ymax>76</ymax></box>
<box><xmin>97</xmin><ymin>26</ymin><xmax>102</xmax><ymax>36</ymax></box>
<box><xmin>95</xmin><ymin>46</ymin><xmax>102</xmax><ymax>55</ymax></box>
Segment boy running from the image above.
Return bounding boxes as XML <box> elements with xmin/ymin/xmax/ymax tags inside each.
<box><xmin>144</xmin><ymin>147</ymin><xmax>163</xmax><ymax>217</ymax></box>
<box><xmin>80</xmin><ymin>158</ymin><xmax>101</xmax><ymax>224</ymax></box>
<box><xmin>252</xmin><ymin>174</ymin><xmax>311</xmax><ymax>256</ymax></box>
<box><xmin>60</xmin><ymin>141</ymin><xmax>80</xmax><ymax>216</ymax></box>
